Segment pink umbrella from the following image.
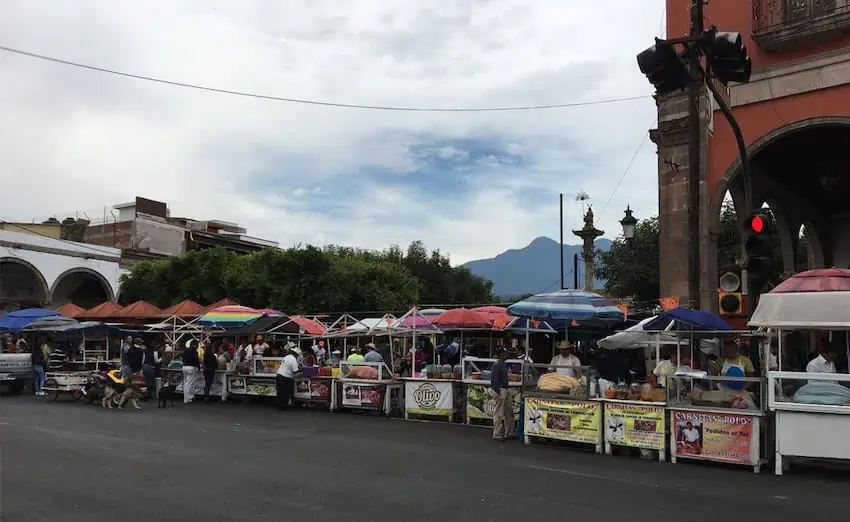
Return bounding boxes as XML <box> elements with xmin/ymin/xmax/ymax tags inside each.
<box><xmin>771</xmin><ymin>269</ymin><xmax>850</xmax><ymax>293</ymax></box>
<box><xmin>398</xmin><ymin>315</ymin><xmax>434</xmax><ymax>328</ymax></box>
<box><xmin>289</xmin><ymin>316</ymin><xmax>326</xmax><ymax>336</ymax></box>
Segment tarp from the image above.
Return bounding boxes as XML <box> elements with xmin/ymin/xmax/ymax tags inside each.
<box><xmin>223</xmin><ymin>315</ymin><xmax>298</xmax><ymax>336</ymax></box>
<box><xmin>0</xmin><ymin>308</ymin><xmax>61</xmax><ymax>332</ymax></box>
<box><xmin>508</xmin><ymin>289</ymin><xmax>624</xmax><ymax>324</ymax></box>
<box><xmin>22</xmin><ymin>316</ymin><xmax>79</xmax><ymax>332</ymax></box>
<box><xmin>642</xmin><ymin>307</ymin><xmax>731</xmax><ymax>332</ymax></box>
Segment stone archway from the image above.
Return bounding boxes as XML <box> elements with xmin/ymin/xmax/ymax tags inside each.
<box><xmin>49</xmin><ymin>267</ymin><xmax>115</xmax><ymax>309</ymax></box>
<box><xmin>704</xmin><ymin>116</ymin><xmax>850</xmax><ymax>308</ymax></box>
<box><xmin>0</xmin><ymin>257</ymin><xmax>50</xmax><ymax>307</ymax></box>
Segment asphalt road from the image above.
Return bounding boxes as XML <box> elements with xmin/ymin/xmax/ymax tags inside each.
<box><xmin>0</xmin><ymin>396</ymin><xmax>847</xmax><ymax>522</ymax></box>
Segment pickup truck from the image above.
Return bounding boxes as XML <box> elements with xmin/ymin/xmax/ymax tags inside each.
<box><xmin>0</xmin><ymin>353</ymin><xmax>32</xmax><ymax>393</ymax></box>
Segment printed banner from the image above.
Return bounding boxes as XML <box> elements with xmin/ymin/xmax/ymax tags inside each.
<box><xmin>253</xmin><ymin>358</ymin><xmax>283</xmax><ymax>376</ymax></box>
<box><xmin>294</xmin><ymin>378</ymin><xmax>332</xmax><ymax>402</ymax></box>
<box><xmin>228</xmin><ymin>376</ymin><xmax>276</xmax><ymax>396</ymax></box>
<box><xmin>405</xmin><ymin>380</ymin><xmax>454</xmax><ymax>416</ymax></box>
<box><xmin>672</xmin><ymin>409</ymin><xmax>753</xmax><ymax>464</ymax></box>
<box><xmin>466</xmin><ymin>384</ymin><xmax>521</xmax><ymax>420</ymax></box>
<box><xmin>341</xmin><ymin>383</ymin><xmax>385</xmax><ymax>409</ymax></box>
<box><xmin>524</xmin><ymin>397</ymin><xmax>601</xmax><ymax>444</ymax></box>
<box><xmin>604</xmin><ymin>402</ymin><xmax>666</xmax><ymax>450</ymax></box>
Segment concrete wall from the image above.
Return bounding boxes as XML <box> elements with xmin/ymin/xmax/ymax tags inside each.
<box><xmin>133</xmin><ymin>218</ymin><xmax>186</xmax><ymax>257</ymax></box>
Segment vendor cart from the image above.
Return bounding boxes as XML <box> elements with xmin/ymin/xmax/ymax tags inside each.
<box><xmin>402</xmin><ymin>376</ymin><xmax>464</xmax><ymax>422</ymax></box>
<box><xmin>462</xmin><ymin>356</ymin><xmax>524</xmax><ymax>426</ymax></box>
<box><xmin>43</xmin><ymin>370</ymin><xmax>88</xmax><ymax>402</ymax></box>
<box><xmin>521</xmin><ymin>362</ymin><xmax>603</xmax><ymax>453</ymax></box>
<box><xmin>226</xmin><ymin>357</ymin><xmax>282</xmax><ymax>400</ymax></box>
<box><xmin>749</xmin><ymin>269</ymin><xmax>850</xmax><ymax>475</ymax></box>
<box><xmin>293</xmin><ymin>366</ymin><xmax>335</xmax><ymax>410</ymax></box>
<box><xmin>336</xmin><ymin>360</ymin><xmax>402</xmax><ymax>416</ymax></box>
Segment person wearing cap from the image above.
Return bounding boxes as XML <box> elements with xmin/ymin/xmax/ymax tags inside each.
<box><xmin>363</xmin><ymin>343</ymin><xmax>383</xmax><ymax>363</ymax></box>
<box><xmin>347</xmin><ymin>346</ymin><xmax>364</xmax><ymax>363</ymax></box>
<box><xmin>329</xmin><ymin>349</ymin><xmax>342</xmax><ymax>367</ymax></box>
<box><xmin>549</xmin><ymin>341</ymin><xmax>582</xmax><ymax>378</ymax></box>
<box><xmin>276</xmin><ymin>342</ymin><xmax>301</xmax><ymax>410</ymax></box>
<box><xmin>491</xmin><ymin>347</ymin><xmax>515</xmax><ymax>441</ymax></box>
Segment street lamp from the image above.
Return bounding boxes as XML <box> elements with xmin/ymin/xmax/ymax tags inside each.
<box><xmin>620</xmin><ymin>206</ymin><xmax>638</xmax><ymax>240</ymax></box>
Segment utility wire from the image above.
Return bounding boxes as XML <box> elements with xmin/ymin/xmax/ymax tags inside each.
<box><xmin>0</xmin><ymin>44</ymin><xmax>651</xmax><ymax>113</ymax></box>
<box><xmin>597</xmin><ymin>118</ymin><xmax>657</xmax><ymax>221</ymax></box>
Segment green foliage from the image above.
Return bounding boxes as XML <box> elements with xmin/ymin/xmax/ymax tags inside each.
<box><xmin>118</xmin><ymin>242</ymin><xmax>494</xmax><ymax>313</ymax></box>
<box><xmin>594</xmin><ymin>200</ymin><xmax>811</xmax><ymax>302</ymax></box>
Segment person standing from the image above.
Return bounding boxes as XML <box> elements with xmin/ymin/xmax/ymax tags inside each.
<box><xmin>203</xmin><ymin>343</ymin><xmax>218</xmax><ymax>403</ymax></box>
<box><xmin>491</xmin><ymin>347</ymin><xmax>515</xmax><ymax>441</ymax></box>
<box><xmin>346</xmin><ymin>346</ymin><xmax>364</xmax><ymax>363</ymax></box>
<box><xmin>31</xmin><ymin>339</ymin><xmax>46</xmax><ymax>396</ymax></box>
<box><xmin>182</xmin><ymin>340</ymin><xmax>200</xmax><ymax>404</ymax></box>
<box><xmin>363</xmin><ymin>343</ymin><xmax>383</xmax><ymax>363</ymax></box>
<box><xmin>276</xmin><ymin>343</ymin><xmax>300</xmax><ymax>411</ymax></box>
<box><xmin>549</xmin><ymin>341</ymin><xmax>582</xmax><ymax>378</ymax></box>
<box><xmin>141</xmin><ymin>342</ymin><xmax>159</xmax><ymax>398</ymax></box>
<box><xmin>120</xmin><ymin>335</ymin><xmax>134</xmax><ymax>386</ymax></box>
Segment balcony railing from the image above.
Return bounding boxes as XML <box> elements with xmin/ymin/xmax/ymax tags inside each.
<box><xmin>753</xmin><ymin>0</ymin><xmax>850</xmax><ymax>52</ymax></box>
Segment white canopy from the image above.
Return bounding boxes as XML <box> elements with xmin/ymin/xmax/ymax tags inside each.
<box><xmin>749</xmin><ymin>291</ymin><xmax>850</xmax><ymax>330</ymax></box>
<box><xmin>598</xmin><ymin>315</ymin><xmax>720</xmax><ymax>355</ymax></box>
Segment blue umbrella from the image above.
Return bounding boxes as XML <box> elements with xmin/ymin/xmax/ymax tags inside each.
<box><xmin>0</xmin><ymin>308</ymin><xmax>62</xmax><ymax>332</ymax></box>
<box><xmin>507</xmin><ymin>289</ymin><xmax>625</xmax><ymax>324</ymax></box>
<box><xmin>642</xmin><ymin>307</ymin><xmax>731</xmax><ymax>332</ymax></box>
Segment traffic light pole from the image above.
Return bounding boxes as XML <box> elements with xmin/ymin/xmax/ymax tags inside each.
<box><xmin>687</xmin><ymin>0</ymin><xmax>704</xmax><ymax>310</ymax></box>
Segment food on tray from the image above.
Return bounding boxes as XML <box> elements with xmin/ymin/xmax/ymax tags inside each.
<box><xmin>604</xmin><ymin>387</ymin><xmax>617</xmax><ymax>399</ymax></box>
<box><xmin>508</xmin><ymin>374</ymin><xmax>521</xmax><ymax>382</ymax></box>
<box><xmin>537</xmin><ymin>373</ymin><xmax>578</xmax><ymax>392</ymax></box>
<box><xmin>471</xmin><ymin>372</ymin><xmax>481</xmax><ymax>380</ymax></box>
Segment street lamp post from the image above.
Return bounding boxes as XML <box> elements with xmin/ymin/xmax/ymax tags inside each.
<box><xmin>620</xmin><ymin>206</ymin><xmax>638</xmax><ymax>241</ymax></box>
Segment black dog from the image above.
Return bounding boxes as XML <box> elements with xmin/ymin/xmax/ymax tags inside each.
<box><xmin>158</xmin><ymin>380</ymin><xmax>176</xmax><ymax>409</ymax></box>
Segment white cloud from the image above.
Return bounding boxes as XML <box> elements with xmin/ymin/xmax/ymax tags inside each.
<box><xmin>0</xmin><ymin>0</ymin><xmax>664</xmax><ymax>265</ymax></box>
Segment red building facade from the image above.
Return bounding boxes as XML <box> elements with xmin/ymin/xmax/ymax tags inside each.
<box><xmin>653</xmin><ymin>0</ymin><xmax>850</xmax><ymax>310</ymax></box>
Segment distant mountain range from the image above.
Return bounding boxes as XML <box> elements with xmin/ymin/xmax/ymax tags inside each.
<box><xmin>463</xmin><ymin>236</ymin><xmax>613</xmax><ymax>298</ymax></box>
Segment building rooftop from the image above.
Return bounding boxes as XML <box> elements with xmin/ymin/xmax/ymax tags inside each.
<box><xmin>0</xmin><ymin>228</ymin><xmax>121</xmax><ymax>260</ymax></box>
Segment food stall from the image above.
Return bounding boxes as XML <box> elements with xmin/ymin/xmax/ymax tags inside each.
<box><xmin>293</xmin><ymin>365</ymin><xmax>335</xmax><ymax>409</ymax></box>
<box><xmin>644</xmin><ymin>308</ymin><xmax>767</xmax><ymax>473</ymax></box>
<box><xmin>521</xmin><ymin>363</ymin><xmax>603</xmax><ymax>453</ymax></box>
<box><xmin>227</xmin><ymin>357</ymin><xmax>282</xmax><ymax>398</ymax></box>
<box><xmin>749</xmin><ymin>269</ymin><xmax>850</xmax><ymax>475</ymax></box>
<box><xmin>462</xmin><ymin>356</ymin><xmax>524</xmax><ymax>425</ymax></box>
<box><xmin>336</xmin><ymin>360</ymin><xmax>402</xmax><ymax>415</ymax></box>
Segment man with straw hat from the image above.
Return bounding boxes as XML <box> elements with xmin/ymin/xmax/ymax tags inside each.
<box><xmin>549</xmin><ymin>341</ymin><xmax>581</xmax><ymax>378</ymax></box>
<box><xmin>275</xmin><ymin>342</ymin><xmax>301</xmax><ymax>411</ymax></box>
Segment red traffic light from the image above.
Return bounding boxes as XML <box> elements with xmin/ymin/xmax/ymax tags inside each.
<box><xmin>750</xmin><ymin>215</ymin><xmax>764</xmax><ymax>233</ymax></box>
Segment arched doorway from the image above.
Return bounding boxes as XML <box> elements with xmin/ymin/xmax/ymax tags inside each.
<box><xmin>0</xmin><ymin>257</ymin><xmax>49</xmax><ymax>309</ymax></box>
<box><xmin>50</xmin><ymin>268</ymin><xmax>114</xmax><ymax>309</ymax></box>
<box><xmin>708</xmin><ymin>117</ymin><xmax>850</xmax><ymax>295</ymax></box>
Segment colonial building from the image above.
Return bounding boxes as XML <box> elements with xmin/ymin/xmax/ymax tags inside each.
<box><xmin>653</xmin><ymin>0</ymin><xmax>850</xmax><ymax>310</ymax></box>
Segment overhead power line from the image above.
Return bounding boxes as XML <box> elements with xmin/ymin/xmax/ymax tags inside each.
<box><xmin>0</xmin><ymin>44</ymin><xmax>651</xmax><ymax>112</ymax></box>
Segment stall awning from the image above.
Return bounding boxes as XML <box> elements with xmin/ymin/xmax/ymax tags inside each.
<box><xmin>223</xmin><ymin>315</ymin><xmax>298</xmax><ymax>336</ymax></box>
<box><xmin>642</xmin><ymin>307</ymin><xmax>731</xmax><ymax>332</ymax></box>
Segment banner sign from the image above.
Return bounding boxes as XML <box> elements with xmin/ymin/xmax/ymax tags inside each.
<box><xmin>524</xmin><ymin>397</ymin><xmax>601</xmax><ymax>444</ymax></box>
<box><xmin>295</xmin><ymin>378</ymin><xmax>332</xmax><ymax>402</ymax></box>
<box><xmin>672</xmin><ymin>409</ymin><xmax>753</xmax><ymax>464</ymax></box>
<box><xmin>341</xmin><ymin>383</ymin><xmax>385</xmax><ymax>409</ymax></box>
<box><xmin>466</xmin><ymin>384</ymin><xmax>521</xmax><ymax>420</ymax></box>
<box><xmin>228</xmin><ymin>376</ymin><xmax>276</xmax><ymax>396</ymax></box>
<box><xmin>405</xmin><ymin>380</ymin><xmax>454</xmax><ymax>416</ymax></box>
<box><xmin>604</xmin><ymin>402</ymin><xmax>666</xmax><ymax>450</ymax></box>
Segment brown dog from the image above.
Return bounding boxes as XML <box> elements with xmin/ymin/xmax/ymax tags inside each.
<box><xmin>102</xmin><ymin>383</ymin><xmax>143</xmax><ymax>410</ymax></box>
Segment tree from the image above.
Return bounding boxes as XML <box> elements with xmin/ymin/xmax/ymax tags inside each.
<box><xmin>118</xmin><ymin>241</ymin><xmax>495</xmax><ymax>313</ymax></box>
<box><xmin>594</xmin><ymin>217</ymin><xmax>660</xmax><ymax>303</ymax></box>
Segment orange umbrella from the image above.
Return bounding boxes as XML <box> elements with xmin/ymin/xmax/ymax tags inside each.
<box><xmin>471</xmin><ymin>306</ymin><xmax>514</xmax><ymax>329</ymax></box>
<box><xmin>433</xmin><ymin>308</ymin><xmax>491</xmax><ymax>329</ymax></box>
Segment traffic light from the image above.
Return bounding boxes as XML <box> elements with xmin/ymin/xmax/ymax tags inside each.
<box><xmin>743</xmin><ymin>212</ymin><xmax>774</xmax><ymax>289</ymax></box>
<box><xmin>718</xmin><ymin>269</ymin><xmax>743</xmax><ymax>316</ymax></box>
<box><xmin>704</xmin><ymin>28</ymin><xmax>752</xmax><ymax>84</ymax></box>
<box><xmin>636</xmin><ymin>40</ymin><xmax>691</xmax><ymax>95</ymax></box>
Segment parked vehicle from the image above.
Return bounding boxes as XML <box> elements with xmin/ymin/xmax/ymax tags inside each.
<box><xmin>0</xmin><ymin>353</ymin><xmax>32</xmax><ymax>393</ymax></box>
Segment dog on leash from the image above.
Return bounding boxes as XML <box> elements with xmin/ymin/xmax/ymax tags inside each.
<box><xmin>102</xmin><ymin>370</ymin><xmax>143</xmax><ymax>410</ymax></box>
<box><xmin>158</xmin><ymin>379</ymin><xmax>176</xmax><ymax>409</ymax></box>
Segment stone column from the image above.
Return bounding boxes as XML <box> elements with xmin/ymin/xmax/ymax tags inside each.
<box><xmin>572</xmin><ymin>207</ymin><xmax>603</xmax><ymax>291</ymax></box>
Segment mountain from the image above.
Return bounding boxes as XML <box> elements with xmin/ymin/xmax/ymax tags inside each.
<box><xmin>463</xmin><ymin>236</ymin><xmax>613</xmax><ymax>298</ymax></box>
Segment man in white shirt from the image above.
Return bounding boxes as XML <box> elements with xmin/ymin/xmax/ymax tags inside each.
<box><xmin>806</xmin><ymin>343</ymin><xmax>838</xmax><ymax>374</ymax></box>
<box><xmin>549</xmin><ymin>341</ymin><xmax>581</xmax><ymax>378</ymax></box>
<box><xmin>275</xmin><ymin>342</ymin><xmax>300</xmax><ymax>411</ymax></box>
<box><xmin>681</xmin><ymin>421</ymin><xmax>700</xmax><ymax>450</ymax></box>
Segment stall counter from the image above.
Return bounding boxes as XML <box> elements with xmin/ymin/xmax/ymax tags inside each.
<box><xmin>601</xmin><ymin>399</ymin><xmax>667</xmax><ymax>462</ymax></box>
<box><xmin>160</xmin><ymin>367</ymin><xmax>229</xmax><ymax>398</ymax></box>
<box><xmin>523</xmin><ymin>392</ymin><xmax>603</xmax><ymax>453</ymax></box>
<box><xmin>294</xmin><ymin>375</ymin><xmax>335</xmax><ymax>409</ymax></box>
<box><xmin>668</xmin><ymin>405</ymin><xmax>765</xmax><ymax>473</ymax></box>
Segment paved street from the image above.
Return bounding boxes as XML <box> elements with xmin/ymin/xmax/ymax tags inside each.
<box><xmin>0</xmin><ymin>396</ymin><xmax>846</xmax><ymax>522</ymax></box>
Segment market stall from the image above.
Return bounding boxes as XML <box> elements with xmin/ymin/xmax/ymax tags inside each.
<box><xmin>161</xmin><ymin>366</ymin><xmax>229</xmax><ymax>398</ymax></box>
<box><xmin>336</xmin><ymin>360</ymin><xmax>402</xmax><ymax>415</ymax></box>
<box><xmin>462</xmin><ymin>356</ymin><xmax>524</xmax><ymax>425</ymax></box>
<box><xmin>750</xmin><ymin>269</ymin><xmax>850</xmax><ymax>475</ymax></box>
<box><xmin>521</xmin><ymin>362</ymin><xmax>603</xmax><ymax>453</ymax></box>
<box><xmin>226</xmin><ymin>356</ymin><xmax>282</xmax><ymax>398</ymax></box>
<box><xmin>644</xmin><ymin>308</ymin><xmax>767</xmax><ymax>473</ymax></box>
<box><xmin>293</xmin><ymin>365</ymin><xmax>335</xmax><ymax>409</ymax></box>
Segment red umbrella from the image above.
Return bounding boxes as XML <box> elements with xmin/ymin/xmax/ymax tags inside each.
<box><xmin>289</xmin><ymin>316</ymin><xmax>326</xmax><ymax>336</ymax></box>
<box><xmin>771</xmin><ymin>268</ymin><xmax>850</xmax><ymax>293</ymax></box>
<box><xmin>471</xmin><ymin>306</ymin><xmax>514</xmax><ymax>329</ymax></box>
<box><xmin>433</xmin><ymin>308</ymin><xmax>491</xmax><ymax>329</ymax></box>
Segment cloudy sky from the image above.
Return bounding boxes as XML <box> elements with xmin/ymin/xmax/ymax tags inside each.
<box><xmin>0</xmin><ymin>0</ymin><xmax>665</xmax><ymax>264</ymax></box>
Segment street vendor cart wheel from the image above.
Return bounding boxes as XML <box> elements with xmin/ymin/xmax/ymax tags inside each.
<box><xmin>44</xmin><ymin>379</ymin><xmax>59</xmax><ymax>402</ymax></box>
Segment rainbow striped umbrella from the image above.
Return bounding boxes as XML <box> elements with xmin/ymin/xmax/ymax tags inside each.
<box><xmin>197</xmin><ymin>305</ymin><xmax>262</xmax><ymax>326</ymax></box>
